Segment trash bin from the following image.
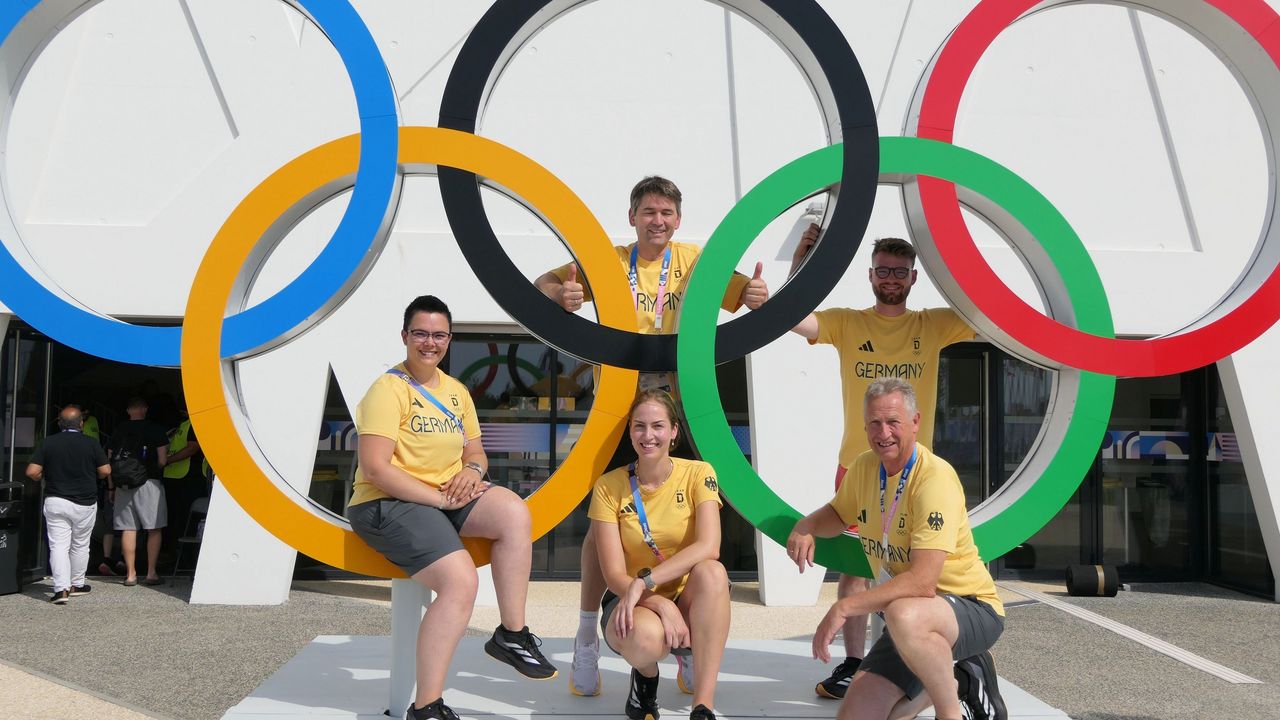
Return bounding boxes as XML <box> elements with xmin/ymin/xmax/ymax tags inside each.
<box><xmin>0</xmin><ymin>482</ymin><xmax>22</xmax><ymax>595</ymax></box>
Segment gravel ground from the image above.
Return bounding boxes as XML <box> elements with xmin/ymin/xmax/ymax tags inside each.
<box><xmin>3</xmin><ymin>577</ymin><xmax>1276</xmax><ymax>719</ymax></box>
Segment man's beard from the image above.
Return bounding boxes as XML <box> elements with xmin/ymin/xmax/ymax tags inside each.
<box><xmin>874</xmin><ymin>285</ymin><xmax>909</xmax><ymax>306</ymax></box>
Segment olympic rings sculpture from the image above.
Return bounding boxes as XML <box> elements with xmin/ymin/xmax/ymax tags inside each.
<box><xmin>2</xmin><ymin>0</ymin><xmax>1278</xmax><ymax>578</ymax></box>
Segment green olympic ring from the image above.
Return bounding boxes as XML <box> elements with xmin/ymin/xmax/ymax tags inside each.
<box><xmin>677</xmin><ymin>136</ymin><xmax>1116</xmax><ymax>575</ymax></box>
<box><xmin>457</xmin><ymin>353</ymin><xmax>544</xmax><ymax>387</ymax></box>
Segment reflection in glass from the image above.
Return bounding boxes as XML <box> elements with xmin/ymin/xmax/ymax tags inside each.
<box><xmin>1208</xmin><ymin>375</ymin><xmax>1273</xmax><ymax>595</ymax></box>
<box><xmin>1100</xmin><ymin>376</ymin><xmax>1192</xmax><ymax>577</ymax></box>
<box><xmin>999</xmin><ymin>356</ymin><xmax>1059</xmax><ymax>573</ymax></box>
<box><xmin>934</xmin><ymin>355</ymin><xmax>984</xmax><ymax>506</ymax></box>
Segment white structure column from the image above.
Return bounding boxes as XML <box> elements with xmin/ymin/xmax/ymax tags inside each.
<box><xmin>1217</xmin><ymin>322</ymin><xmax>1280</xmax><ymax>602</ymax></box>
<box><xmin>389</xmin><ymin>578</ymin><xmax>432</xmax><ymax>718</ymax></box>
<box><xmin>189</xmin><ymin>479</ymin><xmax>297</xmax><ymax>605</ymax></box>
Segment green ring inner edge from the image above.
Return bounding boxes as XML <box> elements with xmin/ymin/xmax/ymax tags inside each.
<box><xmin>677</xmin><ymin>137</ymin><xmax>1116</xmax><ymax>575</ymax></box>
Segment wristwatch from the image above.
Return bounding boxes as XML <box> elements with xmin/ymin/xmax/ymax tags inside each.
<box><xmin>637</xmin><ymin>567</ymin><xmax>656</xmax><ymax>591</ymax></box>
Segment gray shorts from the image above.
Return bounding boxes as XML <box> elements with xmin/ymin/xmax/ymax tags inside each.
<box><xmin>113</xmin><ymin>478</ymin><xmax>167</xmax><ymax>531</ymax></box>
<box><xmin>862</xmin><ymin>595</ymin><xmax>1004</xmax><ymax>699</ymax></box>
<box><xmin>347</xmin><ymin>496</ymin><xmax>481</xmax><ymax>576</ymax></box>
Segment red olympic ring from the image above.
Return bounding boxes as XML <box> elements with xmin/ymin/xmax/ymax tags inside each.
<box><xmin>915</xmin><ymin>0</ymin><xmax>1280</xmax><ymax>377</ymax></box>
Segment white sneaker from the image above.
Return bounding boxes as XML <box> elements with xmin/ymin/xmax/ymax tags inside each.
<box><xmin>569</xmin><ymin>638</ymin><xmax>601</xmax><ymax>696</ymax></box>
<box><xmin>676</xmin><ymin>653</ymin><xmax>695</xmax><ymax>695</ymax></box>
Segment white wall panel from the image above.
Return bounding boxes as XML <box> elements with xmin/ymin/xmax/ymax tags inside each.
<box><xmin>1</xmin><ymin>0</ymin><xmax>1276</xmax><ymax>605</ymax></box>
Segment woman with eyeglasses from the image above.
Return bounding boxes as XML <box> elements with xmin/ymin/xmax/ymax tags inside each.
<box><xmin>347</xmin><ymin>295</ymin><xmax>557</xmax><ymax>720</ymax></box>
<box><xmin>589</xmin><ymin>388</ymin><xmax>730</xmax><ymax>720</ymax></box>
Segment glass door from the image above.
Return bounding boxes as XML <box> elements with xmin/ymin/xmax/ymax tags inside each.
<box><xmin>1207</xmin><ymin>375</ymin><xmax>1274</xmax><ymax>596</ymax></box>
<box><xmin>934</xmin><ymin>349</ymin><xmax>987</xmax><ymax>506</ymax></box>
<box><xmin>2</xmin><ymin>326</ymin><xmax>52</xmax><ymax>576</ymax></box>
<box><xmin>1099</xmin><ymin>375</ymin><xmax>1203</xmax><ymax>579</ymax></box>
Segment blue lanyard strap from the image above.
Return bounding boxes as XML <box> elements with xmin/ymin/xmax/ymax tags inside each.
<box><xmin>628</xmin><ymin>245</ymin><xmax>673</xmax><ymax>330</ymax></box>
<box><xmin>386</xmin><ymin>368</ymin><xmax>468</xmax><ymax>447</ymax></box>
<box><xmin>628</xmin><ymin>463</ymin><xmax>666</xmax><ymax>562</ymax></box>
<box><xmin>879</xmin><ymin>445</ymin><xmax>918</xmax><ymax>542</ymax></box>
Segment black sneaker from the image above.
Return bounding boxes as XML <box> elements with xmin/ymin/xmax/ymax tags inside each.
<box><xmin>955</xmin><ymin>651</ymin><xmax>1007</xmax><ymax>720</ymax></box>
<box><xmin>406</xmin><ymin>698</ymin><xmax>459</xmax><ymax>720</ymax></box>
<box><xmin>70</xmin><ymin>583</ymin><xmax>91</xmax><ymax>596</ymax></box>
<box><xmin>689</xmin><ymin>704</ymin><xmax>716</xmax><ymax>720</ymax></box>
<box><xmin>815</xmin><ymin>656</ymin><xmax>860</xmax><ymax>699</ymax></box>
<box><xmin>484</xmin><ymin>625</ymin><xmax>558</xmax><ymax>680</ymax></box>
<box><xmin>50</xmin><ymin>590</ymin><xmax>70</xmax><ymax>605</ymax></box>
<box><xmin>625</xmin><ymin>668</ymin><xmax>660</xmax><ymax>720</ymax></box>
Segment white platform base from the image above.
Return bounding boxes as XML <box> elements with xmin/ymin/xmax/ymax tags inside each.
<box><xmin>222</xmin><ymin>636</ymin><xmax>1066</xmax><ymax>719</ymax></box>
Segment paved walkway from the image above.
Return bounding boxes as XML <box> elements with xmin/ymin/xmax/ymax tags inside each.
<box><xmin>1</xmin><ymin>577</ymin><xmax>1276</xmax><ymax>719</ymax></box>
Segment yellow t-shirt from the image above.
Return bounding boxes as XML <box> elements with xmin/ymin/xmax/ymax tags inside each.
<box><xmin>830</xmin><ymin>444</ymin><xmax>1003</xmax><ymax>615</ymax></box>
<box><xmin>813</xmin><ymin>307</ymin><xmax>975</xmax><ymax>468</ymax></box>
<box><xmin>588</xmin><ymin>458</ymin><xmax>723</xmax><ymax>600</ymax></box>
<box><xmin>551</xmin><ymin>241</ymin><xmax>750</xmax><ymax>335</ymax></box>
<box><xmin>348</xmin><ymin>365</ymin><xmax>482</xmax><ymax>506</ymax></box>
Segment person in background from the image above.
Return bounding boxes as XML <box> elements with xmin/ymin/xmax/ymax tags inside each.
<box><xmin>107</xmin><ymin>397</ymin><xmax>169</xmax><ymax>586</ymax></box>
<box><xmin>26</xmin><ymin>405</ymin><xmax>110</xmax><ymax>604</ymax></box>
<box><xmin>162</xmin><ymin>405</ymin><xmax>208</xmax><ymax>548</ymax></box>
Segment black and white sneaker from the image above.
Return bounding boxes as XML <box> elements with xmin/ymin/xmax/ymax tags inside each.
<box><xmin>50</xmin><ymin>589</ymin><xmax>70</xmax><ymax>605</ymax></box>
<box><xmin>625</xmin><ymin>668</ymin><xmax>660</xmax><ymax>720</ymax></box>
<box><xmin>406</xmin><ymin>698</ymin><xmax>460</xmax><ymax>720</ymax></box>
<box><xmin>70</xmin><ymin>583</ymin><xmax>92</xmax><ymax>596</ymax></box>
<box><xmin>484</xmin><ymin>625</ymin><xmax>558</xmax><ymax>680</ymax></box>
<box><xmin>955</xmin><ymin>651</ymin><xmax>1007</xmax><ymax>720</ymax></box>
<box><xmin>815</xmin><ymin>656</ymin><xmax>860</xmax><ymax>699</ymax></box>
<box><xmin>689</xmin><ymin>703</ymin><xmax>716</xmax><ymax>720</ymax></box>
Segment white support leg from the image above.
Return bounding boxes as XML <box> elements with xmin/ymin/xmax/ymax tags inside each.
<box><xmin>389</xmin><ymin>578</ymin><xmax>432</xmax><ymax>718</ymax></box>
<box><xmin>190</xmin><ymin>479</ymin><xmax>297</xmax><ymax>605</ymax></box>
<box><xmin>1217</xmin><ymin>322</ymin><xmax>1280</xmax><ymax>603</ymax></box>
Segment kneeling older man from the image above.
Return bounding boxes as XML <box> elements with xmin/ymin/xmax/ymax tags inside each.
<box><xmin>787</xmin><ymin>377</ymin><xmax>1006</xmax><ymax>720</ymax></box>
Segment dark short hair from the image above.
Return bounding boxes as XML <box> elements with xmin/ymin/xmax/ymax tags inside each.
<box><xmin>871</xmin><ymin>237</ymin><xmax>916</xmax><ymax>265</ymax></box>
<box><xmin>629</xmin><ymin>176</ymin><xmax>683</xmax><ymax>215</ymax></box>
<box><xmin>402</xmin><ymin>295</ymin><xmax>453</xmax><ymax>332</ymax></box>
<box><xmin>126</xmin><ymin>397</ymin><xmax>148</xmax><ymax>410</ymax></box>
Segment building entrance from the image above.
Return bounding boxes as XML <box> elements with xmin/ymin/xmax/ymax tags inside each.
<box><xmin>2</xmin><ymin>320</ymin><xmax>187</xmax><ymax>580</ymax></box>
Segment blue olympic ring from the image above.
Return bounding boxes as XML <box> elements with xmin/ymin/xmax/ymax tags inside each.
<box><xmin>0</xmin><ymin>0</ymin><xmax>399</xmax><ymax>366</ymax></box>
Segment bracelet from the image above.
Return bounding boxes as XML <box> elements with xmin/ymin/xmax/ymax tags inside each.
<box><xmin>464</xmin><ymin>461</ymin><xmax>484</xmax><ymax>477</ymax></box>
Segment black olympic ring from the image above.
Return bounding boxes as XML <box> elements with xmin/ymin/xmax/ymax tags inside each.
<box><xmin>438</xmin><ymin>0</ymin><xmax>878</xmax><ymax>371</ymax></box>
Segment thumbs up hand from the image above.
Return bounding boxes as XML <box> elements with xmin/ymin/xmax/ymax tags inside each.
<box><xmin>741</xmin><ymin>261</ymin><xmax>769</xmax><ymax>310</ymax></box>
<box><xmin>558</xmin><ymin>264</ymin><xmax>585</xmax><ymax>312</ymax></box>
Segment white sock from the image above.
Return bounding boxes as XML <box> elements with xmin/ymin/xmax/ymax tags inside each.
<box><xmin>576</xmin><ymin>610</ymin><xmax>599</xmax><ymax>647</ymax></box>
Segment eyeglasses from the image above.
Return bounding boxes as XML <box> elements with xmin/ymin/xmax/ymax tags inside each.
<box><xmin>873</xmin><ymin>266</ymin><xmax>912</xmax><ymax>279</ymax></box>
<box><xmin>408</xmin><ymin>330</ymin><xmax>452</xmax><ymax>343</ymax></box>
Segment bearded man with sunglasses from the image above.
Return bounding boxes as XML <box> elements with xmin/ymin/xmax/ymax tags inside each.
<box><xmin>789</xmin><ymin>231</ymin><xmax>976</xmax><ymax>702</ymax></box>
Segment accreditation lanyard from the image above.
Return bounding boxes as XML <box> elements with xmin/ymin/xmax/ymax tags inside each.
<box><xmin>877</xmin><ymin>446</ymin><xmax>918</xmax><ymax>580</ymax></box>
<box><xmin>386</xmin><ymin>368</ymin><xmax>468</xmax><ymax>447</ymax></box>
<box><xmin>629</xmin><ymin>245</ymin><xmax>673</xmax><ymax>331</ymax></box>
<box><xmin>628</xmin><ymin>463</ymin><xmax>666</xmax><ymax>563</ymax></box>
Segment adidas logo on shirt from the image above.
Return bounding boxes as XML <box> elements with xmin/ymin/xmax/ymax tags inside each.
<box><xmin>858</xmin><ymin>340</ymin><xmax>875</xmax><ymax>353</ymax></box>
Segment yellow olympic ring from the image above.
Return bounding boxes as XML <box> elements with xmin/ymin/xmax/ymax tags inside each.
<box><xmin>181</xmin><ymin>127</ymin><xmax>639</xmax><ymax>575</ymax></box>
